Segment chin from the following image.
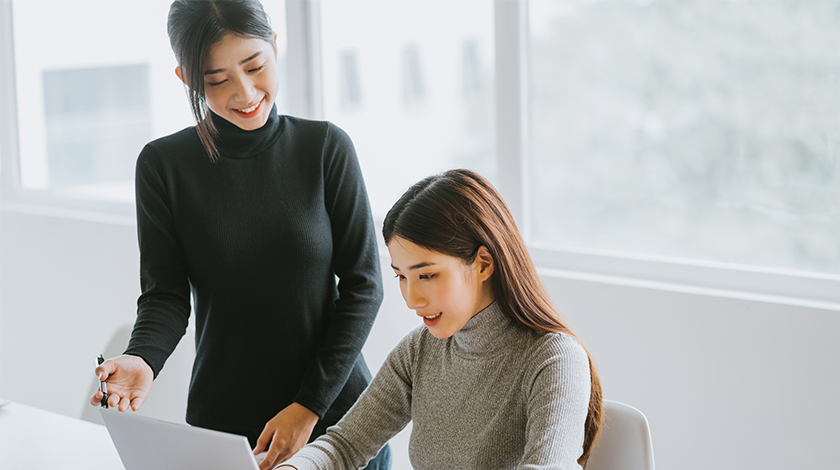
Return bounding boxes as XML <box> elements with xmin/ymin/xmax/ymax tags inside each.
<box><xmin>427</xmin><ymin>327</ymin><xmax>456</xmax><ymax>339</ymax></box>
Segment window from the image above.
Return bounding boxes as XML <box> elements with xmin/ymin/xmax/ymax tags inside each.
<box><xmin>401</xmin><ymin>44</ymin><xmax>426</xmax><ymax>105</ymax></box>
<box><xmin>6</xmin><ymin>0</ymin><xmax>287</xmax><ymax>205</ymax></box>
<box><xmin>319</xmin><ymin>0</ymin><xmax>496</xmax><ymax>220</ymax></box>
<box><xmin>3</xmin><ymin>0</ymin><xmax>836</xmax><ymax>303</ymax></box>
<box><xmin>339</xmin><ymin>50</ymin><xmax>363</xmax><ymax>109</ymax></box>
<box><xmin>42</xmin><ymin>64</ymin><xmax>151</xmax><ymax>201</ymax></box>
<box><xmin>528</xmin><ymin>0</ymin><xmax>840</xmax><ymax>276</ymax></box>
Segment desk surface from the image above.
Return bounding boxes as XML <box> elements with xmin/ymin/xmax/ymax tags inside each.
<box><xmin>0</xmin><ymin>401</ymin><xmax>124</xmax><ymax>469</ymax></box>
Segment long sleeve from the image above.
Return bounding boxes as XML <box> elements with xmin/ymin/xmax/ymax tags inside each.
<box><xmin>293</xmin><ymin>123</ymin><xmax>384</xmax><ymax>418</ymax></box>
<box><xmin>283</xmin><ymin>331</ymin><xmax>416</xmax><ymax>470</ymax></box>
<box><xmin>124</xmin><ymin>143</ymin><xmax>191</xmax><ymax>377</ymax></box>
<box><xmin>519</xmin><ymin>335</ymin><xmax>591</xmax><ymax>470</ymax></box>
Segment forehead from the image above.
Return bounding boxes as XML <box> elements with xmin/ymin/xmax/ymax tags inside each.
<box><xmin>388</xmin><ymin>237</ymin><xmax>458</xmax><ymax>268</ymax></box>
<box><xmin>205</xmin><ymin>33</ymin><xmax>272</xmax><ymax>66</ymax></box>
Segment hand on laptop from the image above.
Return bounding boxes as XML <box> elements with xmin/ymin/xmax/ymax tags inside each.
<box><xmin>90</xmin><ymin>354</ymin><xmax>154</xmax><ymax>412</ymax></box>
<box><xmin>254</xmin><ymin>402</ymin><xmax>319</xmax><ymax>470</ymax></box>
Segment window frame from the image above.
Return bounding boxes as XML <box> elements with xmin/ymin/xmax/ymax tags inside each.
<box><xmin>1</xmin><ymin>0</ymin><xmax>837</xmax><ymax>309</ymax></box>
<box><xmin>494</xmin><ymin>0</ymin><xmax>839</xmax><ymax>310</ymax></box>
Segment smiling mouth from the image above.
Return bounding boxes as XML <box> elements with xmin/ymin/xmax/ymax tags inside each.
<box><xmin>423</xmin><ymin>313</ymin><xmax>441</xmax><ymax>320</ymax></box>
<box><xmin>233</xmin><ymin>98</ymin><xmax>263</xmax><ymax>115</ymax></box>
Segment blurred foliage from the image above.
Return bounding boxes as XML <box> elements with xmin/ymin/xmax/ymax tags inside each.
<box><xmin>530</xmin><ymin>0</ymin><xmax>840</xmax><ymax>274</ymax></box>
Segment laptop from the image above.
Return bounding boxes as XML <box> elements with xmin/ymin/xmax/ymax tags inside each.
<box><xmin>99</xmin><ymin>408</ymin><xmax>262</xmax><ymax>470</ymax></box>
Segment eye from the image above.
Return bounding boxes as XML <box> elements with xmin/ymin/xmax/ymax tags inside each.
<box><xmin>207</xmin><ymin>79</ymin><xmax>227</xmax><ymax>87</ymax></box>
<box><xmin>419</xmin><ymin>274</ymin><xmax>435</xmax><ymax>280</ymax></box>
<box><xmin>248</xmin><ymin>64</ymin><xmax>265</xmax><ymax>73</ymax></box>
<box><xmin>394</xmin><ymin>273</ymin><xmax>406</xmax><ymax>280</ymax></box>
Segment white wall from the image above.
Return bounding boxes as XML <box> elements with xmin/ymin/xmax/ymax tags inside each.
<box><xmin>1</xmin><ymin>209</ymin><xmax>838</xmax><ymax>470</ymax></box>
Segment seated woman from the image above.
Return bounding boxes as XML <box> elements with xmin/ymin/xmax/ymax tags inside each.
<box><xmin>275</xmin><ymin>169</ymin><xmax>603</xmax><ymax>470</ymax></box>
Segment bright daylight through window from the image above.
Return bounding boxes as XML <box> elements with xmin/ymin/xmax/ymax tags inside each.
<box><xmin>5</xmin><ymin>0</ymin><xmax>837</xmax><ymax>281</ymax></box>
<box><xmin>319</xmin><ymin>0</ymin><xmax>496</xmax><ymax>220</ymax></box>
<box><xmin>529</xmin><ymin>0</ymin><xmax>840</xmax><ymax>276</ymax></box>
<box><xmin>10</xmin><ymin>0</ymin><xmax>287</xmax><ymax>203</ymax></box>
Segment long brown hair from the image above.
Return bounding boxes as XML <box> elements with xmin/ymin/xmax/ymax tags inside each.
<box><xmin>167</xmin><ymin>0</ymin><xmax>275</xmax><ymax>161</ymax></box>
<box><xmin>383</xmin><ymin>169</ymin><xmax>603</xmax><ymax>467</ymax></box>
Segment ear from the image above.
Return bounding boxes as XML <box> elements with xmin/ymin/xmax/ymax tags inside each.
<box><xmin>175</xmin><ymin>66</ymin><xmax>187</xmax><ymax>85</ymax></box>
<box><xmin>474</xmin><ymin>246</ymin><xmax>495</xmax><ymax>282</ymax></box>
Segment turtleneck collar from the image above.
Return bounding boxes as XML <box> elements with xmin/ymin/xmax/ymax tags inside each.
<box><xmin>451</xmin><ymin>300</ymin><xmax>517</xmax><ymax>356</ymax></box>
<box><xmin>208</xmin><ymin>104</ymin><xmax>283</xmax><ymax>159</ymax></box>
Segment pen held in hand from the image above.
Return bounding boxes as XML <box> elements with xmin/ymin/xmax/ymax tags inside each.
<box><xmin>97</xmin><ymin>354</ymin><xmax>108</xmax><ymax>408</ymax></box>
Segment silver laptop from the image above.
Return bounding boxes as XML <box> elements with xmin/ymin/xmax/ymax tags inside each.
<box><xmin>99</xmin><ymin>408</ymin><xmax>261</xmax><ymax>470</ymax></box>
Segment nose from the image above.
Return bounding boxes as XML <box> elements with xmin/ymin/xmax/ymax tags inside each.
<box><xmin>232</xmin><ymin>75</ymin><xmax>257</xmax><ymax>102</ymax></box>
<box><xmin>402</xmin><ymin>280</ymin><xmax>426</xmax><ymax>310</ymax></box>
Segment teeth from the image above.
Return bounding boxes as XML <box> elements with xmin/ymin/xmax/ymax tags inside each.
<box><xmin>237</xmin><ymin>101</ymin><xmax>260</xmax><ymax>113</ymax></box>
<box><xmin>424</xmin><ymin>313</ymin><xmax>441</xmax><ymax>319</ymax></box>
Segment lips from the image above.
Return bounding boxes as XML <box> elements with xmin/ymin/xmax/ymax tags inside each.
<box><xmin>421</xmin><ymin>312</ymin><xmax>442</xmax><ymax>327</ymax></box>
<box><xmin>232</xmin><ymin>97</ymin><xmax>263</xmax><ymax>118</ymax></box>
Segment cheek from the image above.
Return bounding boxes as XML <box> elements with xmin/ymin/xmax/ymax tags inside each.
<box><xmin>203</xmin><ymin>88</ymin><xmax>226</xmax><ymax>112</ymax></box>
<box><xmin>260</xmin><ymin>67</ymin><xmax>280</xmax><ymax>96</ymax></box>
<box><xmin>399</xmin><ymin>282</ymin><xmax>408</xmax><ymax>301</ymax></box>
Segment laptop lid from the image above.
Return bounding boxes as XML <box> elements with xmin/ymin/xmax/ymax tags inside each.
<box><xmin>99</xmin><ymin>408</ymin><xmax>260</xmax><ymax>470</ymax></box>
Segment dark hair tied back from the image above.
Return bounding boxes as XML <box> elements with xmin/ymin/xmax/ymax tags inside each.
<box><xmin>167</xmin><ymin>0</ymin><xmax>274</xmax><ymax>161</ymax></box>
<box><xmin>384</xmin><ymin>169</ymin><xmax>604</xmax><ymax>467</ymax></box>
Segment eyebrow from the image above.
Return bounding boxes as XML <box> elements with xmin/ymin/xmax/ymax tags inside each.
<box><xmin>204</xmin><ymin>51</ymin><xmax>263</xmax><ymax>76</ymax></box>
<box><xmin>391</xmin><ymin>262</ymin><xmax>437</xmax><ymax>271</ymax></box>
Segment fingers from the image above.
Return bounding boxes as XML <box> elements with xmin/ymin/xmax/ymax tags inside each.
<box><xmin>94</xmin><ymin>358</ymin><xmax>117</xmax><ymax>381</ymax></box>
<box><xmin>118</xmin><ymin>395</ymin><xmax>132</xmax><ymax>412</ymax></box>
<box><xmin>107</xmin><ymin>392</ymin><xmax>120</xmax><ymax>409</ymax></box>
<box><xmin>260</xmin><ymin>438</ymin><xmax>296</xmax><ymax>470</ymax></box>
<box><xmin>129</xmin><ymin>396</ymin><xmax>145</xmax><ymax>412</ymax></box>
<box><xmin>89</xmin><ymin>390</ymin><xmax>103</xmax><ymax>407</ymax></box>
<box><xmin>259</xmin><ymin>448</ymin><xmax>281</xmax><ymax>470</ymax></box>
<box><xmin>254</xmin><ymin>427</ymin><xmax>272</xmax><ymax>457</ymax></box>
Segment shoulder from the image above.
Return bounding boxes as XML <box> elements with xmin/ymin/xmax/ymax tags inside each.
<box><xmin>522</xmin><ymin>330</ymin><xmax>590</xmax><ymax>377</ymax></box>
<box><xmin>279</xmin><ymin>115</ymin><xmax>351</xmax><ymax>143</ymax></box>
<box><xmin>143</xmin><ymin>126</ymin><xmax>200</xmax><ymax>157</ymax></box>
<box><xmin>137</xmin><ymin>126</ymin><xmax>202</xmax><ymax>170</ymax></box>
<box><xmin>276</xmin><ymin>116</ymin><xmax>356</xmax><ymax>163</ymax></box>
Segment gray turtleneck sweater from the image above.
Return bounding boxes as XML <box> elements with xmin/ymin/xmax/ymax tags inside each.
<box><xmin>280</xmin><ymin>302</ymin><xmax>591</xmax><ymax>470</ymax></box>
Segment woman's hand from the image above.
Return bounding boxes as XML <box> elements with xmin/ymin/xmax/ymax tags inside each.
<box><xmin>89</xmin><ymin>355</ymin><xmax>154</xmax><ymax>412</ymax></box>
<box><xmin>254</xmin><ymin>402</ymin><xmax>319</xmax><ymax>470</ymax></box>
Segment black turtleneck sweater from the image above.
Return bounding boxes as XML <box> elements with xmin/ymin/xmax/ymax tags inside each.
<box><xmin>124</xmin><ymin>107</ymin><xmax>383</xmax><ymax>444</ymax></box>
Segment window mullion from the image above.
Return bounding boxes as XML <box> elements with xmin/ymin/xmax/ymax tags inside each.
<box><xmin>286</xmin><ymin>0</ymin><xmax>323</xmax><ymax>120</ymax></box>
<box><xmin>0</xmin><ymin>0</ymin><xmax>21</xmax><ymax>202</ymax></box>
<box><xmin>494</xmin><ymin>0</ymin><xmax>530</xmax><ymax>240</ymax></box>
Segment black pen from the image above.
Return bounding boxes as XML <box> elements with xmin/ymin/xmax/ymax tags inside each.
<box><xmin>97</xmin><ymin>354</ymin><xmax>108</xmax><ymax>408</ymax></box>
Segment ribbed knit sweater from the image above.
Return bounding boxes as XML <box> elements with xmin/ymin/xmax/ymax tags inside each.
<box><xmin>123</xmin><ymin>107</ymin><xmax>383</xmax><ymax>443</ymax></box>
<box><xmin>281</xmin><ymin>301</ymin><xmax>591</xmax><ymax>470</ymax></box>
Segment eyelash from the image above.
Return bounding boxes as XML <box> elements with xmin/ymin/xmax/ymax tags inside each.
<box><xmin>394</xmin><ymin>274</ymin><xmax>434</xmax><ymax>280</ymax></box>
<box><xmin>206</xmin><ymin>65</ymin><xmax>265</xmax><ymax>87</ymax></box>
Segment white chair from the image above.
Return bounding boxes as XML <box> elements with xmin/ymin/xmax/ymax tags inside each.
<box><xmin>80</xmin><ymin>323</ymin><xmax>195</xmax><ymax>425</ymax></box>
<box><xmin>586</xmin><ymin>400</ymin><xmax>655</xmax><ymax>470</ymax></box>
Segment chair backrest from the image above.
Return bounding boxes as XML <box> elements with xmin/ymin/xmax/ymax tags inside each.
<box><xmin>80</xmin><ymin>323</ymin><xmax>195</xmax><ymax>425</ymax></box>
<box><xmin>586</xmin><ymin>400</ymin><xmax>655</xmax><ymax>470</ymax></box>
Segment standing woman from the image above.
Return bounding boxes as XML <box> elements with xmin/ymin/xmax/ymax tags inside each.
<box><xmin>277</xmin><ymin>169</ymin><xmax>603</xmax><ymax>470</ymax></box>
<box><xmin>89</xmin><ymin>1</ymin><xmax>389</xmax><ymax>469</ymax></box>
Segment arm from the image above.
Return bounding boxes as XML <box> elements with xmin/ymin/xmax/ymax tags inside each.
<box><xmin>281</xmin><ymin>331</ymin><xmax>417</xmax><ymax>470</ymax></box>
<box><xmin>90</xmin><ymin>144</ymin><xmax>189</xmax><ymax>412</ymax></box>
<box><xmin>292</xmin><ymin>123</ymin><xmax>384</xmax><ymax>416</ymax></box>
<box><xmin>124</xmin><ymin>144</ymin><xmax>191</xmax><ymax>377</ymax></box>
<box><xmin>256</xmin><ymin>124</ymin><xmax>383</xmax><ymax>469</ymax></box>
<box><xmin>519</xmin><ymin>335</ymin><xmax>591</xmax><ymax>470</ymax></box>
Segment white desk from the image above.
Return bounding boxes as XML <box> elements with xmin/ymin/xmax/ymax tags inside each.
<box><xmin>0</xmin><ymin>401</ymin><xmax>124</xmax><ymax>469</ymax></box>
